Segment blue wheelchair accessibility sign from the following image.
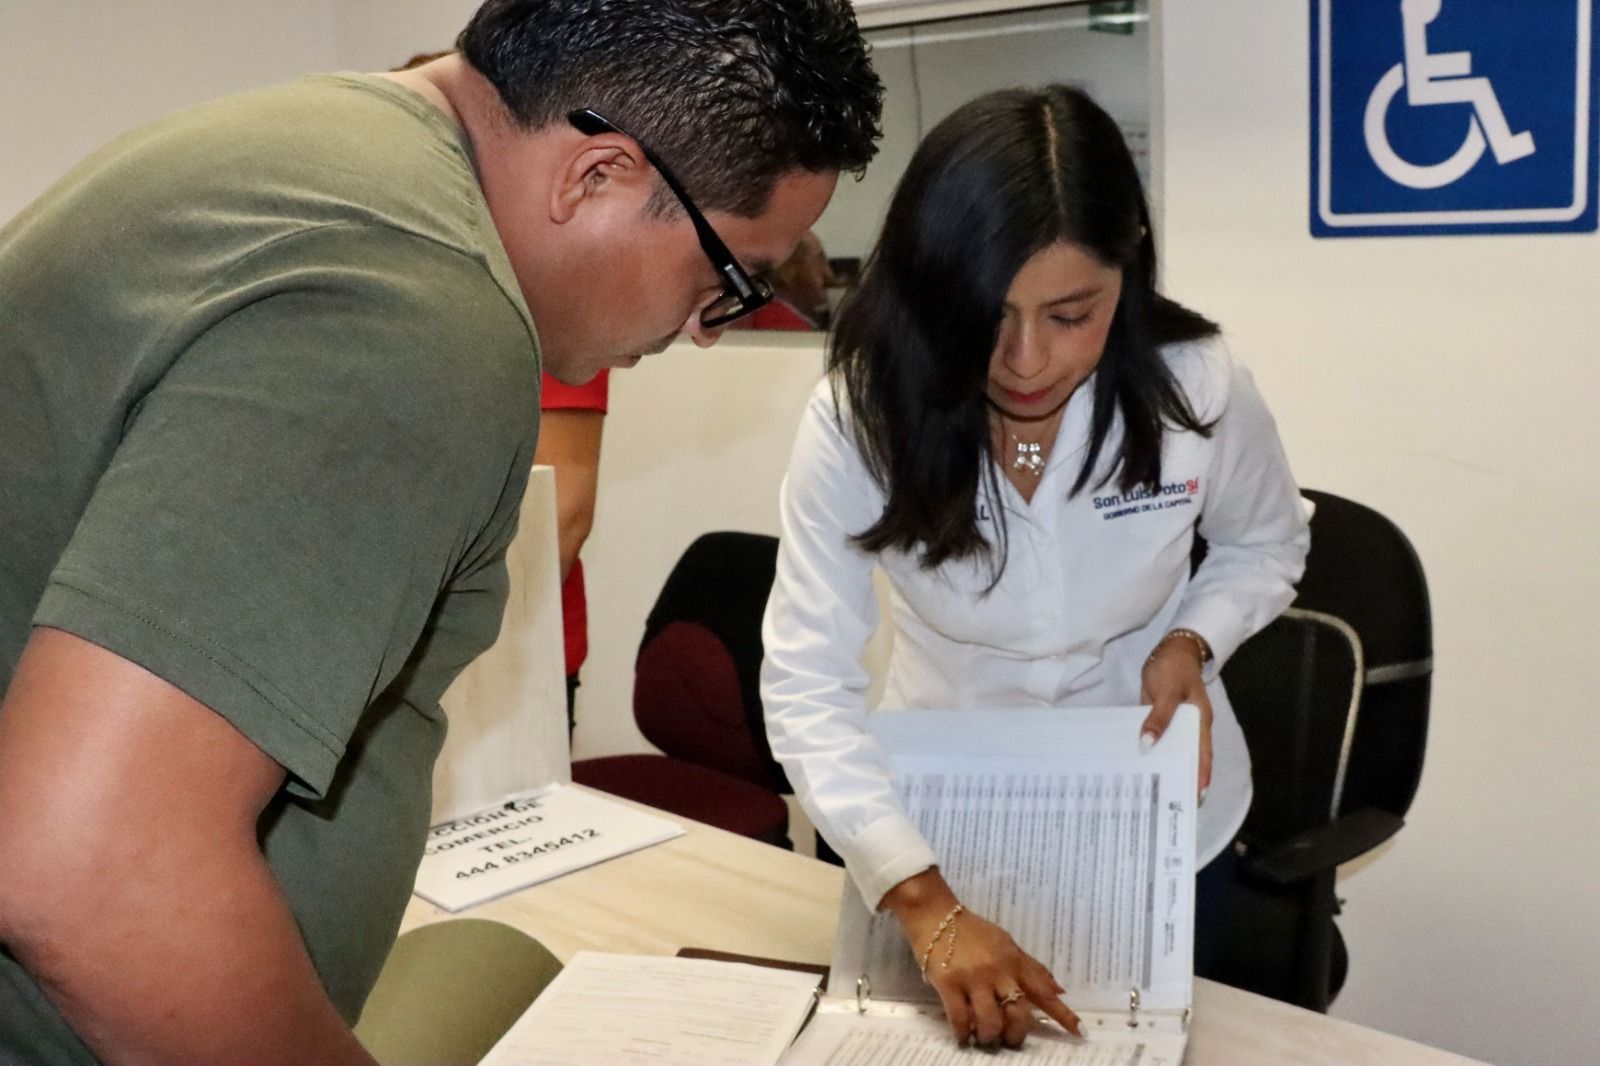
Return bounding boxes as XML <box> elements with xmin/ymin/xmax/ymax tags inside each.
<box><xmin>1313</xmin><ymin>0</ymin><xmax>1599</xmax><ymax>236</ymax></box>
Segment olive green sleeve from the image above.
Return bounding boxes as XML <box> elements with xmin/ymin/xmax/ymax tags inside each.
<box><xmin>35</xmin><ymin>223</ymin><xmax>539</xmax><ymax>797</ymax></box>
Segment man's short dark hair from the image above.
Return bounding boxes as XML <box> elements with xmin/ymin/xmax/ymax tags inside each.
<box><xmin>458</xmin><ymin>0</ymin><xmax>883</xmax><ymax>217</ymax></box>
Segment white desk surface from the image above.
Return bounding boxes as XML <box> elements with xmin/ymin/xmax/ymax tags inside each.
<box><xmin>400</xmin><ymin>789</ymin><xmax>1485</xmax><ymax>1066</ymax></box>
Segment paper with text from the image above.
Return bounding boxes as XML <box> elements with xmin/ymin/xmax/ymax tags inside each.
<box><xmin>783</xmin><ymin>1010</ymin><xmax>1185</xmax><ymax>1066</ymax></box>
<box><xmin>412</xmin><ymin>784</ymin><xmax>685</xmax><ymax>912</ymax></box>
<box><xmin>479</xmin><ymin>952</ymin><xmax>822</xmax><ymax>1066</ymax></box>
<box><xmin>828</xmin><ymin>707</ymin><xmax>1197</xmax><ymax>1015</ymax></box>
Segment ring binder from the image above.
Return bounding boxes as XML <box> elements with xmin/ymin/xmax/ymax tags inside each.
<box><xmin>781</xmin><ymin>708</ymin><xmax>1201</xmax><ymax>1065</ymax></box>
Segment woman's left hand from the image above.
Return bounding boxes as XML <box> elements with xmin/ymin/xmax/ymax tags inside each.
<box><xmin>1139</xmin><ymin>640</ymin><xmax>1213</xmax><ymax>798</ymax></box>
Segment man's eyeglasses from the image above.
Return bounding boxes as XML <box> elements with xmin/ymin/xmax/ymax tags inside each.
<box><xmin>568</xmin><ymin>108</ymin><xmax>773</xmax><ymax>329</ymax></box>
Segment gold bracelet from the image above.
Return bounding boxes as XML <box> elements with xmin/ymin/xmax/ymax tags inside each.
<box><xmin>918</xmin><ymin>903</ymin><xmax>964</xmax><ymax>982</ymax></box>
<box><xmin>941</xmin><ymin>919</ymin><xmax>961</xmax><ymax>970</ymax></box>
<box><xmin>1146</xmin><ymin>627</ymin><xmax>1212</xmax><ymax>668</ymax></box>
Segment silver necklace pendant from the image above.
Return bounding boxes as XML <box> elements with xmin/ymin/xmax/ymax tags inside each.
<box><xmin>1012</xmin><ymin>440</ymin><xmax>1045</xmax><ymax>475</ymax></box>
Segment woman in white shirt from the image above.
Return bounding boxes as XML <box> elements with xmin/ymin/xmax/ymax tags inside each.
<box><xmin>762</xmin><ymin>85</ymin><xmax>1309</xmax><ymax>1049</ymax></box>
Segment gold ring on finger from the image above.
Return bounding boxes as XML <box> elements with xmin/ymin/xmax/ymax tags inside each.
<box><xmin>996</xmin><ymin>989</ymin><xmax>1026</xmax><ymax>1007</ymax></box>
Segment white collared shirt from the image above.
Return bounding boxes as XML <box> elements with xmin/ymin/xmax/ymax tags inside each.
<box><xmin>761</xmin><ymin>338</ymin><xmax>1311</xmax><ymax>908</ymax></box>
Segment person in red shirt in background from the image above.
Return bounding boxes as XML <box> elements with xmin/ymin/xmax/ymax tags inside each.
<box><xmin>744</xmin><ymin>230</ymin><xmax>835</xmax><ymax>331</ymax></box>
<box><xmin>537</xmin><ymin>371</ymin><xmax>608</xmax><ymax>734</ymax></box>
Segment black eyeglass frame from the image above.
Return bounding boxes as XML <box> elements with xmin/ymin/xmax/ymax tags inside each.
<box><xmin>567</xmin><ymin>108</ymin><xmax>774</xmax><ymax>329</ymax></box>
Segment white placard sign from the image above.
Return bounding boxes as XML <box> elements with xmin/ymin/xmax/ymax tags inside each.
<box><xmin>412</xmin><ymin>783</ymin><xmax>685</xmax><ymax>912</ymax></box>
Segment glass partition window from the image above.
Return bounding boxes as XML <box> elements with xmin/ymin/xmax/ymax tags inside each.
<box><xmin>735</xmin><ymin>0</ymin><xmax>1151</xmax><ymax>331</ymax></box>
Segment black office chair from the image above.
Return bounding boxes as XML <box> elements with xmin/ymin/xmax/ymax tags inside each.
<box><xmin>1206</xmin><ymin>489</ymin><xmax>1433</xmax><ymax>1012</ymax></box>
<box><xmin>571</xmin><ymin>532</ymin><xmax>795</xmax><ymax>847</ymax></box>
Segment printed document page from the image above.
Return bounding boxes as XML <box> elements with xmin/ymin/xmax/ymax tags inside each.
<box><xmin>412</xmin><ymin>783</ymin><xmax>685</xmax><ymax>912</ymax></box>
<box><xmin>783</xmin><ymin>1010</ymin><xmax>1186</xmax><ymax>1066</ymax></box>
<box><xmin>479</xmin><ymin>952</ymin><xmax>822</xmax><ymax>1066</ymax></box>
<box><xmin>828</xmin><ymin>707</ymin><xmax>1197</xmax><ymax>1013</ymax></box>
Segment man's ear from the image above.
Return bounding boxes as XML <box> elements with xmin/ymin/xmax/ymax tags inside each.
<box><xmin>550</xmin><ymin>137</ymin><xmax>652</xmax><ymax>224</ymax></box>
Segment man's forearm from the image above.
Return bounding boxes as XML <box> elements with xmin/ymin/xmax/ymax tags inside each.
<box><xmin>7</xmin><ymin>848</ymin><xmax>378</xmax><ymax>1066</ymax></box>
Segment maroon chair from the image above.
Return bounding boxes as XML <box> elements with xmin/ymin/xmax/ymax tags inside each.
<box><xmin>571</xmin><ymin>532</ymin><xmax>793</xmax><ymax>847</ymax></box>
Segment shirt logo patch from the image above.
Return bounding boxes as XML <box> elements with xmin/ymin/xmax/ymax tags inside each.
<box><xmin>1093</xmin><ymin>478</ymin><xmax>1200</xmax><ymax>521</ymax></box>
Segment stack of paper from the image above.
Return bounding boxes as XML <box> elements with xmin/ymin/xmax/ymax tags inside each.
<box><xmin>478</xmin><ymin>952</ymin><xmax>822</xmax><ymax>1066</ymax></box>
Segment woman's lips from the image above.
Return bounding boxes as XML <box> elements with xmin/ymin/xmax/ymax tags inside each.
<box><xmin>1003</xmin><ymin>387</ymin><xmax>1051</xmax><ymax>404</ymax></box>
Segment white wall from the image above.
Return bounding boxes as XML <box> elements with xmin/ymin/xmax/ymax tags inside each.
<box><xmin>0</xmin><ymin>1</ymin><xmax>339</xmax><ymax>221</ymax></box>
<box><xmin>0</xmin><ymin>0</ymin><xmax>489</xmax><ymax>226</ymax></box>
<box><xmin>331</xmin><ymin>0</ymin><xmax>477</xmax><ymax>72</ymax></box>
<box><xmin>815</xmin><ymin>9</ymin><xmax>1151</xmax><ymax>261</ymax></box>
<box><xmin>573</xmin><ymin>335</ymin><xmax>831</xmax><ymax>758</ymax></box>
<box><xmin>1157</xmin><ymin>4</ymin><xmax>1600</xmax><ymax>1065</ymax></box>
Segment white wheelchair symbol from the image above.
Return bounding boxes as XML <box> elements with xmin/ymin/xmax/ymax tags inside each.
<box><xmin>1365</xmin><ymin>0</ymin><xmax>1536</xmax><ymax>189</ymax></box>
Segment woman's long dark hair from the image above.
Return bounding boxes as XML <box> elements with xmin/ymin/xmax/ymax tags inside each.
<box><xmin>829</xmin><ymin>85</ymin><xmax>1218</xmax><ymax>579</ymax></box>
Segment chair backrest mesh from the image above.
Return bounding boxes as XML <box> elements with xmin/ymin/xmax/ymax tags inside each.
<box><xmin>1196</xmin><ymin>489</ymin><xmax>1432</xmax><ymax>824</ymax></box>
<box><xmin>1294</xmin><ymin>490</ymin><xmax>1432</xmax><ymax>820</ymax></box>
<box><xmin>1224</xmin><ymin>609</ymin><xmax>1362</xmax><ymax>848</ymax></box>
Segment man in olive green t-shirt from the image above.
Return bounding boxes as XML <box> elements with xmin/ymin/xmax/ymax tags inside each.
<box><xmin>0</xmin><ymin>2</ymin><xmax>882</xmax><ymax>1063</ymax></box>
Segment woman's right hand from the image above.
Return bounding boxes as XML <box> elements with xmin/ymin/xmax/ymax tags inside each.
<box><xmin>881</xmin><ymin>869</ymin><xmax>1084</xmax><ymax>1048</ymax></box>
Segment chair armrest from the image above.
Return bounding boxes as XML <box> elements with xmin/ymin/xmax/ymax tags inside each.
<box><xmin>1241</xmin><ymin>807</ymin><xmax>1404</xmax><ymax>886</ymax></box>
